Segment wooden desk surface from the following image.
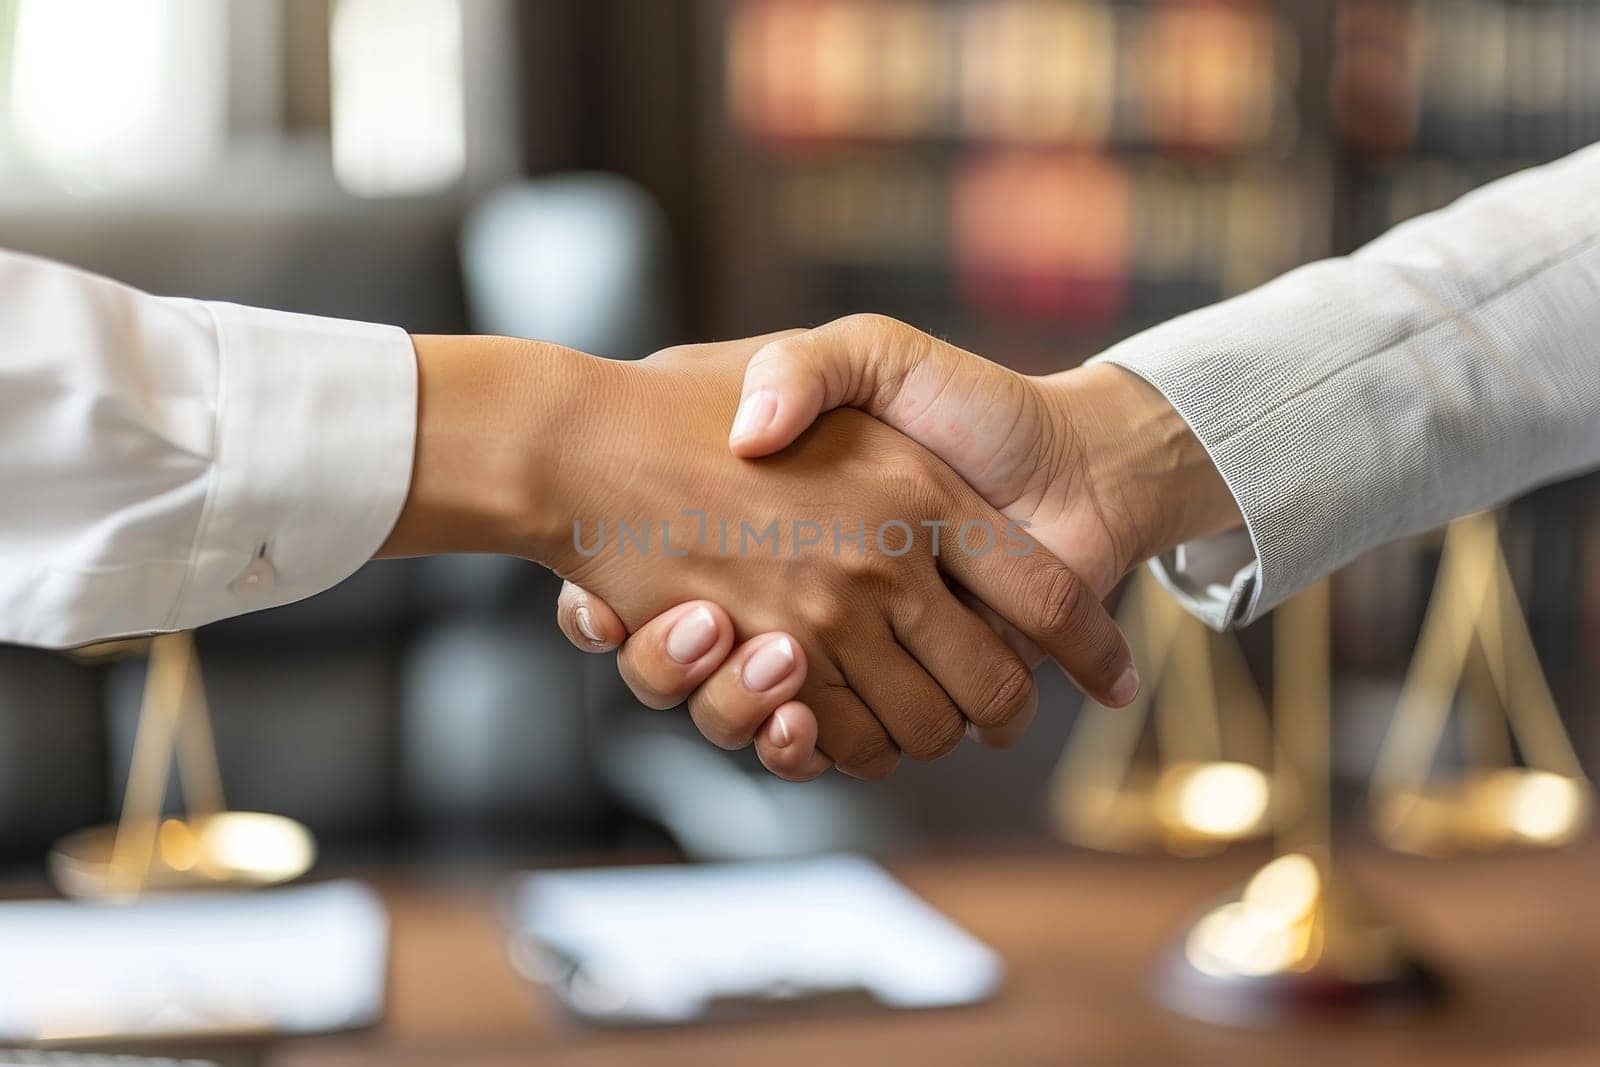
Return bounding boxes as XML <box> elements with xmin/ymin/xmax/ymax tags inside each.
<box><xmin>275</xmin><ymin>843</ymin><xmax>1600</xmax><ymax>1067</ymax></box>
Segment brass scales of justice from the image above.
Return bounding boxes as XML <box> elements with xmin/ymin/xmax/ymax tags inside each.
<box><xmin>1049</xmin><ymin>510</ymin><xmax>1593</xmax><ymax>1025</ymax></box>
<box><xmin>49</xmin><ymin>630</ymin><xmax>316</xmax><ymax>899</ymax></box>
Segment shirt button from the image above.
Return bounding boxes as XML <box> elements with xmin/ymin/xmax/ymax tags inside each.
<box><xmin>229</xmin><ymin>555</ymin><xmax>278</xmax><ymax>595</ymax></box>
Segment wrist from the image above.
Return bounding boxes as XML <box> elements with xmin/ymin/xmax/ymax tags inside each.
<box><xmin>379</xmin><ymin>335</ymin><xmax>613</xmax><ymax>563</ymax></box>
<box><xmin>1046</xmin><ymin>362</ymin><xmax>1242</xmax><ymax>574</ymax></box>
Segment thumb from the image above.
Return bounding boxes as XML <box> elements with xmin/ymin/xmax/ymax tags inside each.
<box><xmin>728</xmin><ymin>316</ymin><xmax>1039</xmax><ymax>514</ymax></box>
<box><xmin>728</xmin><ymin>314</ymin><xmax>945</xmax><ymax>459</ymax></box>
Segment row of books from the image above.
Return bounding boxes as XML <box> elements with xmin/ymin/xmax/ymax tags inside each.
<box><xmin>778</xmin><ymin>154</ymin><xmax>1319</xmax><ymax>326</ymax></box>
<box><xmin>1335</xmin><ymin>0</ymin><xmax>1600</xmax><ymax>157</ymax></box>
<box><xmin>727</xmin><ymin>0</ymin><xmax>1293</xmax><ymax>151</ymax></box>
<box><xmin>1346</xmin><ymin>157</ymin><xmax>1533</xmax><ymax>244</ymax></box>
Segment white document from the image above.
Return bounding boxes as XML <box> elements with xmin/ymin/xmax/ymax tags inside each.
<box><xmin>507</xmin><ymin>854</ymin><xmax>1003</xmax><ymax>1024</ymax></box>
<box><xmin>0</xmin><ymin>879</ymin><xmax>388</xmax><ymax>1042</ymax></box>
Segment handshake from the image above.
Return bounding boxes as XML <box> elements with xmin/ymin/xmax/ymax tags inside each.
<box><xmin>388</xmin><ymin>315</ymin><xmax>1242</xmax><ymax>782</ymax></box>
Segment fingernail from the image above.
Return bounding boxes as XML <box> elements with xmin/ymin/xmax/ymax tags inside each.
<box><xmin>729</xmin><ymin>388</ymin><xmax>778</xmax><ymax>445</ymax></box>
<box><xmin>769</xmin><ymin>712</ymin><xmax>793</xmax><ymax>748</ymax></box>
<box><xmin>667</xmin><ymin>606</ymin><xmax>718</xmax><ymax>664</ymax></box>
<box><xmin>1109</xmin><ymin>665</ymin><xmax>1141</xmax><ymax>707</ymax></box>
<box><xmin>742</xmin><ymin>636</ymin><xmax>796</xmax><ymax>691</ymax></box>
<box><xmin>574</xmin><ymin>604</ymin><xmax>604</xmax><ymax>647</ymax></box>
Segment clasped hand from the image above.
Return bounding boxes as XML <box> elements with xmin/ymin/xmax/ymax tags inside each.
<box><xmin>391</xmin><ymin>318</ymin><xmax>1235</xmax><ymax>782</ymax></box>
<box><xmin>542</xmin><ymin>331</ymin><xmax>1140</xmax><ymax>780</ymax></box>
<box><xmin>543</xmin><ymin>316</ymin><xmax>1240</xmax><ymax>782</ymax></box>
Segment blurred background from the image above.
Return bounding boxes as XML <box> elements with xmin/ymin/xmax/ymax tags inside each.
<box><xmin>0</xmin><ymin>0</ymin><xmax>1597</xmax><ymax>878</ymax></box>
<box><xmin>0</xmin><ymin>0</ymin><xmax>1596</xmax><ymax>982</ymax></box>
<box><xmin>1</xmin><ymin>1</ymin><xmax>1599</xmax><ymax>1062</ymax></box>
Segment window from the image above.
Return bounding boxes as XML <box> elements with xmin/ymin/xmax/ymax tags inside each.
<box><xmin>4</xmin><ymin>0</ymin><xmax>226</xmax><ymax>192</ymax></box>
<box><xmin>0</xmin><ymin>0</ymin><xmax>481</xmax><ymax>199</ymax></box>
<box><xmin>331</xmin><ymin>0</ymin><xmax>467</xmax><ymax>197</ymax></box>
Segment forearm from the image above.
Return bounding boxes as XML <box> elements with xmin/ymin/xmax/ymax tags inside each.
<box><xmin>1088</xmin><ymin>142</ymin><xmax>1600</xmax><ymax>628</ymax></box>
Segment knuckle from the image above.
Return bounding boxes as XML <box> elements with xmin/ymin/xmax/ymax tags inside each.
<box><xmin>877</xmin><ymin>449</ymin><xmax>948</xmax><ymax>514</ymax></box>
<box><xmin>882</xmin><ymin>444</ymin><xmax>942</xmax><ymax>486</ymax></box>
<box><xmin>901</xmin><ymin>712</ymin><xmax>966</xmax><ymax>762</ymax></box>
<box><xmin>838</xmin><ymin>312</ymin><xmax>898</xmax><ymax>337</ymax></box>
<box><xmin>799</xmin><ymin>594</ymin><xmax>854</xmax><ymax>640</ymax></box>
<box><xmin>836</xmin><ymin>547</ymin><xmax>903</xmax><ymax>589</ymax></box>
<box><xmin>747</xmin><ymin>336</ymin><xmax>801</xmax><ymax>376</ymax></box>
<box><xmin>1033</xmin><ymin>565</ymin><xmax>1090</xmax><ymax>639</ymax></box>
<box><xmin>969</xmin><ymin>658</ymin><xmax>1037</xmax><ymax>728</ymax></box>
<box><xmin>892</xmin><ymin>588</ymin><xmax>932</xmax><ymax>631</ymax></box>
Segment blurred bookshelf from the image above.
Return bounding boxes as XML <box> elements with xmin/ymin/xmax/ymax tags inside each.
<box><xmin>1337</xmin><ymin>0</ymin><xmax>1600</xmax><ymax>250</ymax></box>
<box><xmin>700</xmin><ymin>0</ymin><xmax>1330</xmax><ymax>370</ymax></box>
<box><xmin>697</xmin><ymin>0</ymin><xmax>1599</xmax><ymax>364</ymax></box>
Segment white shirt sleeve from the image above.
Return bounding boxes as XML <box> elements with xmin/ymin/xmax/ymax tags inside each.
<box><xmin>0</xmin><ymin>250</ymin><xmax>417</xmax><ymax>649</ymax></box>
<box><xmin>1091</xmin><ymin>141</ymin><xmax>1600</xmax><ymax>630</ymax></box>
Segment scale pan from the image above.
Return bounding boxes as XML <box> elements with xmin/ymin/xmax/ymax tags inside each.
<box><xmin>1056</xmin><ymin>762</ymin><xmax>1273</xmax><ymax>855</ymax></box>
<box><xmin>1155</xmin><ymin>761</ymin><xmax>1272</xmax><ymax>844</ymax></box>
<box><xmin>1375</xmin><ymin>769</ymin><xmax>1593</xmax><ymax>857</ymax></box>
<box><xmin>50</xmin><ymin>811</ymin><xmax>316</xmax><ymax>900</ymax></box>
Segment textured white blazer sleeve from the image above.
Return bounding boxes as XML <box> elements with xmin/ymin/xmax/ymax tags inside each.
<box><xmin>0</xmin><ymin>251</ymin><xmax>417</xmax><ymax>649</ymax></box>
<box><xmin>1091</xmin><ymin>141</ymin><xmax>1600</xmax><ymax>630</ymax></box>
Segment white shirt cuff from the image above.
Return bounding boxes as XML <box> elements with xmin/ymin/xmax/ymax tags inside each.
<box><xmin>173</xmin><ymin>302</ymin><xmax>417</xmax><ymax>630</ymax></box>
<box><xmin>1144</xmin><ymin>532</ymin><xmax>1260</xmax><ymax>632</ymax></box>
